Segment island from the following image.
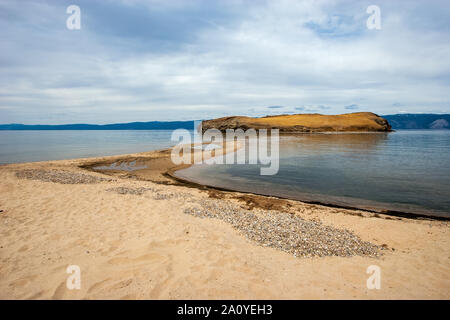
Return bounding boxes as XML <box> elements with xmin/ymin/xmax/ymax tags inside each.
<box><xmin>202</xmin><ymin>112</ymin><xmax>392</xmax><ymax>133</ymax></box>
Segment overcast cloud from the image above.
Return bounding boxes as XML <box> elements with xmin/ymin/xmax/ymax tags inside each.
<box><xmin>0</xmin><ymin>0</ymin><xmax>449</xmax><ymax>124</ymax></box>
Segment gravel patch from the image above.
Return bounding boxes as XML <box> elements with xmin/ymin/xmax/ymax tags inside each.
<box><xmin>184</xmin><ymin>199</ymin><xmax>381</xmax><ymax>258</ymax></box>
<box><xmin>106</xmin><ymin>186</ymin><xmax>159</xmax><ymax>195</ymax></box>
<box><xmin>16</xmin><ymin>169</ymin><xmax>111</xmax><ymax>184</ymax></box>
<box><xmin>153</xmin><ymin>191</ymin><xmax>192</xmax><ymax>200</ymax></box>
<box><xmin>106</xmin><ymin>187</ymin><xmax>192</xmax><ymax>201</ymax></box>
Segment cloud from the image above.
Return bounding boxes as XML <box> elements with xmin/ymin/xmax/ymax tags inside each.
<box><xmin>344</xmin><ymin>104</ymin><xmax>359</xmax><ymax>110</ymax></box>
<box><xmin>294</xmin><ymin>106</ymin><xmax>319</xmax><ymax>113</ymax></box>
<box><xmin>267</xmin><ymin>106</ymin><xmax>284</xmax><ymax>109</ymax></box>
<box><xmin>0</xmin><ymin>0</ymin><xmax>449</xmax><ymax>123</ymax></box>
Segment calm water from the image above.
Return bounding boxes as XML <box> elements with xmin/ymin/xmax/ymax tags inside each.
<box><xmin>2</xmin><ymin>129</ymin><xmax>449</xmax><ymax>217</ymax></box>
<box><xmin>176</xmin><ymin>130</ymin><xmax>450</xmax><ymax>218</ymax></box>
<box><xmin>0</xmin><ymin>130</ymin><xmax>177</xmax><ymax>164</ymax></box>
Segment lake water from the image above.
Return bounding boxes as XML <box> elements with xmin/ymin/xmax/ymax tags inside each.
<box><xmin>176</xmin><ymin>130</ymin><xmax>450</xmax><ymax>218</ymax></box>
<box><xmin>1</xmin><ymin>129</ymin><xmax>449</xmax><ymax>218</ymax></box>
<box><xmin>0</xmin><ymin>130</ymin><xmax>177</xmax><ymax>164</ymax></box>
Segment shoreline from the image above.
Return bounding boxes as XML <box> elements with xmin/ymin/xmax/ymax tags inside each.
<box><xmin>2</xmin><ymin>144</ymin><xmax>448</xmax><ymax>221</ymax></box>
<box><xmin>169</xmin><ymin>169</ymin><xmax>450</xmax><ymax>221</ymax></box>
<box><xmin>81</xmin><ymin>146</ymin><xmax>448</xmax><ymax>221</ymax></box>
<box><xmin>0</xmin><ymin>147</ymin><xmax>449</xmax><ymax>299</ymax></box>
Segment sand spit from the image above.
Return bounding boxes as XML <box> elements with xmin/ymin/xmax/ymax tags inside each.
<box><xmin>0</xmin><ymin>148</ymin><xmax>449</xmax><ymax>299</ymax></box>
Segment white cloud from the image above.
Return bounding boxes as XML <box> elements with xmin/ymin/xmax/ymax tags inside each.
<box><xmin>0</xmin><ymin>0</ymin><xmax>449</xmax><ymax>123</ymax></box>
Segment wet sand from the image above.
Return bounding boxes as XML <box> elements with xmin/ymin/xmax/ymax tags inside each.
<box><xmin>0</xmin><ymin>147</ymin><xmax>449</xmax><ymax>299</ymax></box>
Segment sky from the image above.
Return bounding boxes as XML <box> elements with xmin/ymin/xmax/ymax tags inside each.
<box><xmin>0</xmin><ymin>0</ymin><xmax>449</xmax><ymax>124</ymax></box>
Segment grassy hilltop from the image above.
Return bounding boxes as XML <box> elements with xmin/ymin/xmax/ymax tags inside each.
<box><xmin>202</xmin><ymin>112</ymin><xmax>392</xmax><ymax>133</ymax></box>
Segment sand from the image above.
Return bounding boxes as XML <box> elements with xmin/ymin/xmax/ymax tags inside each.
<box><xmin>0</xmin><ymin>148</ymin><xmax>449</xmax><ymax>299</ymax></box>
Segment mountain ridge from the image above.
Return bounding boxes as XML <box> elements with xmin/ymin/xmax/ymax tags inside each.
<box><xmin>0</xmin><ymin>121</ymin><xmax>195</xmax><ymax>130</ymax></box>
<box><xmin>382</xmin><ymin>114</ymin><xmax>450</xmax><ymax>129</ymax></box>
<box><xmin>1</xmin><ymin>114</ymin><xmax>449</xmax><ymax>130</ymax></box>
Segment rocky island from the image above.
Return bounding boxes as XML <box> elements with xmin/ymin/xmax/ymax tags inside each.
<box><xmin>202</xmin><ymin>112</ymin><xmax>392</xmax><ymax>133</ymax></box>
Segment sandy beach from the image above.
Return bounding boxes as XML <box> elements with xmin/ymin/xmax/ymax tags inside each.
<box><xmin>0</xmin><ymin>148</ymin><xmax>449</xmax><ymax>299</ymax></box>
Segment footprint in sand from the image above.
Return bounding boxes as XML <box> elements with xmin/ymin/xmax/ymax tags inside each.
<box><xmin>26</xmin><ymin>290</ymin><xmax>48</xmax><ymax>299</ymax></box>
<box><xmin>110</xmin><ymin>278</ymin><xmax>133</xmax><ymax>290</ymax></box>
<box><xmin>8</xmin><ymin>275</ymin><xmax>38</xmax><ymax>288</ymax></box>
<box><xmin>87</xmin><ymin>278</ymin><xmax>112</xmax><ymax>294</ymax></box>
<box><xmin>52</xmin><ymin>282</ymin><xmax>67</xmax><ymax>300</ymax></box>
<box><xmin>18</xmin><ymin>244</ymin><xmax>29</xmax><ymax>252</ymax></box>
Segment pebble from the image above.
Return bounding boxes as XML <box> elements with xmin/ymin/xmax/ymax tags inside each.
<box><xmin>16</xmin><ymin>169</ymin><xmax>111</xmax><ymax>184</ymax></box>
<box><xmin>152</xmin><ymin>192</ymin><xmax>192</xmax><ymax>200</ymax></box>
<box><xmin>106</xmin><ymin>187</ymin><xmax>192</xmax><ymax>201</ymax></box>
<box><xmin>106</xmin><ymin>186</ymin><xmax>158</xmax><ymax>195</ymax></box>
<box><xmin>184</xmin><ymin>199</ymin><xmax>381</xmax><ymax>258</ymax></box>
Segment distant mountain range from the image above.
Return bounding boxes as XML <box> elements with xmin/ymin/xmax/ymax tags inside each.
<box><xmin>0</xmin><ymin>121</ymin><xmax>195</xmax><ymax>130</ymax></box>
<box><xmin>0</xmin><ymin>114</ymin><xmax>448</xmax><ymax>130</ymax></box>
<box><xmin>383</xmin><ymin>114</ymin><xmax>450</xmax><ymax>129</ymax></box>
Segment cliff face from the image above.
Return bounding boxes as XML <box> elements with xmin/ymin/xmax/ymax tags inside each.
<box><xmin>202</xmin><ymin>112</ymin><xmax>392</xmax><ymax>133</ymax></box>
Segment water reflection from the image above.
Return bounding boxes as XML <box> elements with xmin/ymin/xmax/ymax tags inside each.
<box><xmin>280</xmin><ymin>133</ymin><xmax>389</xmax><ymax>156</ymax></box>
